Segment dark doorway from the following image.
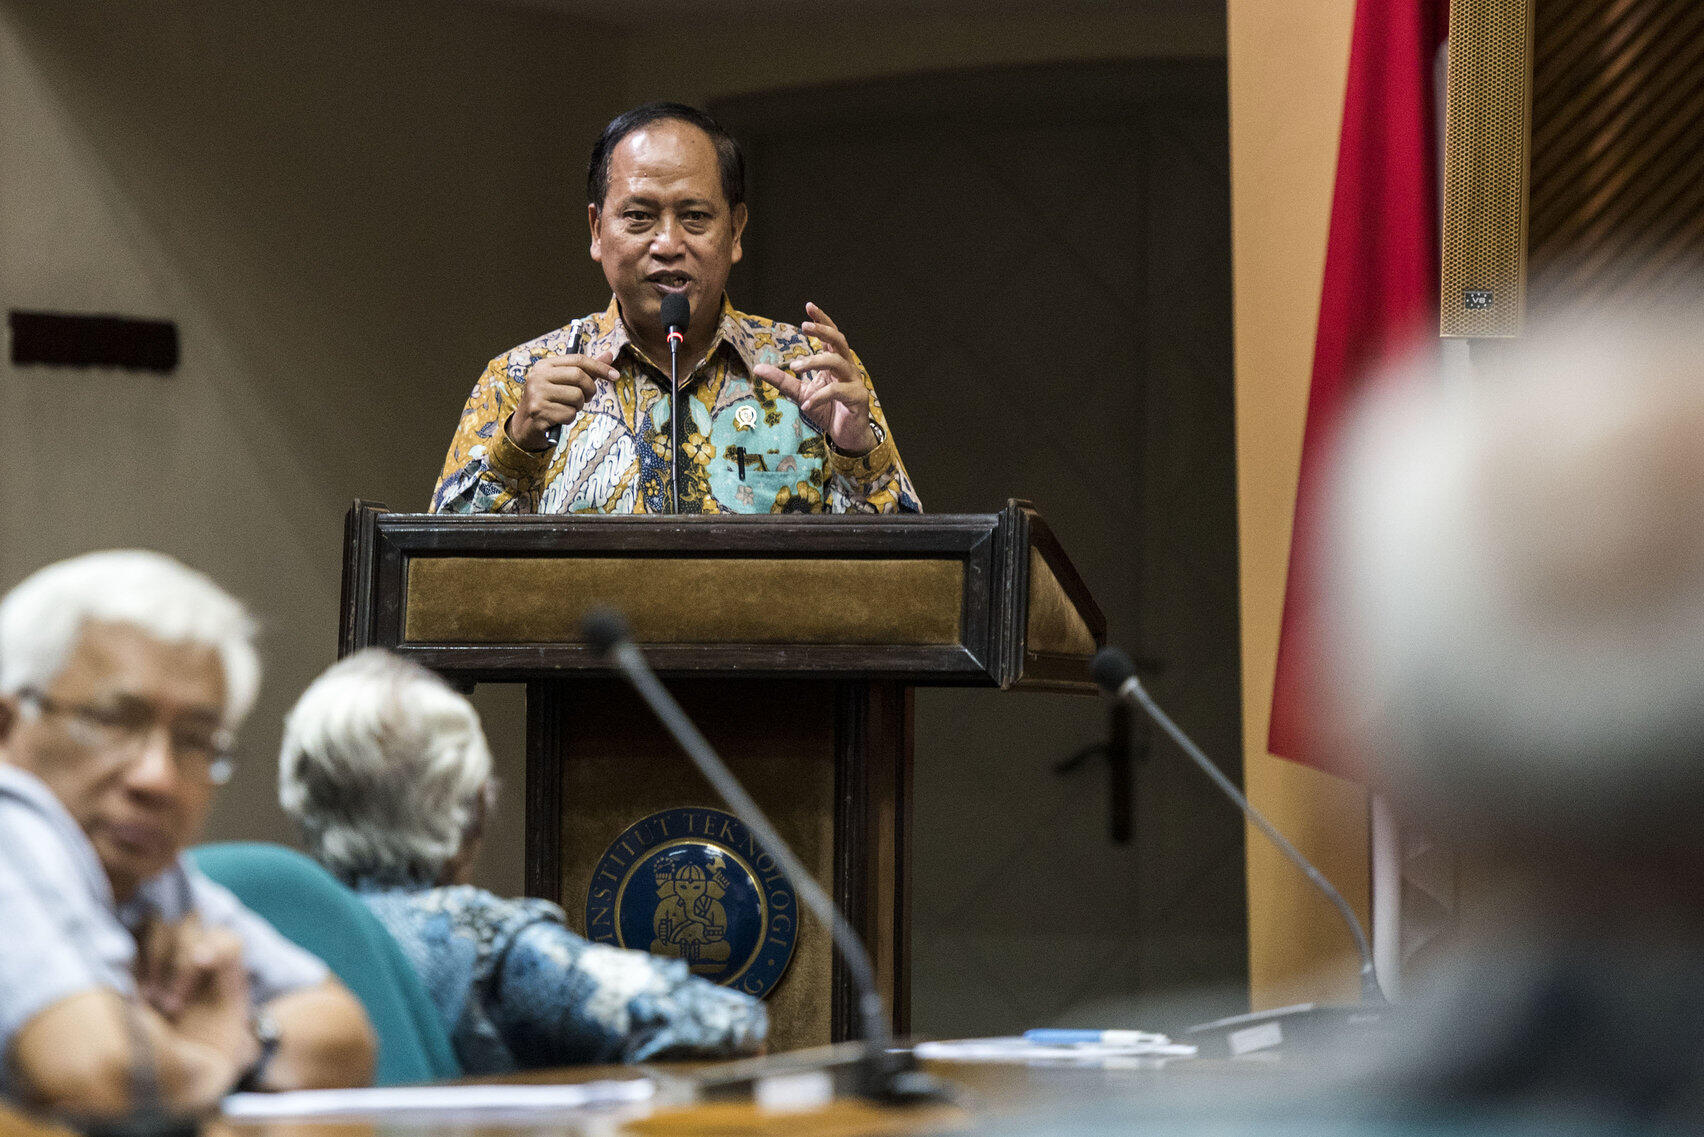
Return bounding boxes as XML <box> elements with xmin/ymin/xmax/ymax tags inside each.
<box><xmin>714</xmin><ymin>60</ymin><xmax>1245</xmax><ymax>1035</ymax></box>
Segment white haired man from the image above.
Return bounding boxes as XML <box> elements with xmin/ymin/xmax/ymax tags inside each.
<box><xmin>278</xmin><ymin>649</ymin><xmax>766</xmax><ymax>1073</ymax></box>
<box><xmin>0</xmin><ymin>551</ymin><xmax>374</xmax><ymax>1116</ymax></box>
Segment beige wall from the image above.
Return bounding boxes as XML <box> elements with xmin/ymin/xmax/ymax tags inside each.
<box><xmin>0</xmin><ymin>0</ymin><xmax>623</xmax><ymax>891</ymax></box>
<box><xmin>1227</xmin><ymin>0</ymin><xmax>1372</xmax><ymax>1008</ymax></box>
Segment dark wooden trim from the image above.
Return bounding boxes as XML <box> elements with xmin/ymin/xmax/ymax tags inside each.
<box><xmin>373</xmin><ymin>509</ymin><xmax>998</xmax><ymax>553</ymax></box>
<box><xmin>1027</xmin><ymin>509</ymin><xmax>1107</xmax><ymax>649</ymax></box>
<box><xmin>894</xmin><ymin>685</ymin><xmax>913</xmax><ymax>1037</ymax></box>
<box><xmin>959</xmin><ymin>529</ymin><xmax>995</xmax><ymax>676</ymax></box>
<box><xmin>987</xmin><ymin>501</ymin><xmax>1109</xmax><ymax>694</ymax></box>
<box><xmin>373</xmin><ymin>525</ymin><xmax>410</xmax><ymax>651</ymax></box>
<box><xmin>524</xmin><ymin>680</ymin><xmax>566</xmax><ymax>903</ymax></box>
<box><xmin>339</xmin><ymin>500</ymin><xmax>388</xmax><ymax>657</ymax></box>
<box><xmin>994</xmin><ymin>499</ymin><xmax>1033</xmax><ymax>688</ymax></box>
<box><xmin>391</xmin><ymin>642</ymin><xmax>992</xmax><ymax>684</ymax></box>
<box><xmin>864</xmin><ymin>681</ymin><xmax>912</xmax><ymax>1038</ymax></box>
<box><xmin>830</xmin><ymin>681</ymin><xmax>871</xmax><ymax>1042</ymax></box>
<box><xmin>1016</xmin><ymin>655</ymin><xmax>1104</xmax><ymax>694</ymax></box>
<box><xmin>827</xmin><ymin>680</ymin><xmax>911</xmax><ymax>1039</ymax></box>
<box><xmin>339</xmin><ymin>503</ymin><xmax>360</xmax><ymax>656</ymax></box>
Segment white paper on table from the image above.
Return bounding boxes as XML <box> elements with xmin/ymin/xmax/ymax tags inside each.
<box><xmin>222</xmin><ymin>1078</ymin><xmax>655</xmax><ymax>1119</ymax></box>
<box><xmin>913</xmin><ymin>1036</ymin><xmax>1197</xmax><ymax>1064</ymax></box>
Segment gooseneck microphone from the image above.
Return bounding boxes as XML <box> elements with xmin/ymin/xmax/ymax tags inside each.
<box><xmin>660</xmin><ymin>293</ymin><xmax>689</xmax><ymax>514</ymax></box>
<box><xmin>1091</xmin><ymin>646</ymin><xmax>1386</xmax><ymax>1006</ymax></box>
<box><xmin>583</xmin><ymin>609</ymin><xmax>946</xmax><ymax>1103</ymax></box>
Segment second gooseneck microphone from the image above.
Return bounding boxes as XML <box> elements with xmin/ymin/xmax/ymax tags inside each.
<box><xmin>1091</xmin><ymin>646</ymin><xmax>1386</xmax><ymax>1006</ymax></box>
<box><xmin>582</xmin><ymin>608</ymin><xmax>949</xmax><ymax>1103</ymax></box>
<box><xmin>661</xmin><ymin>292</ymin><xmax>689</xmax><ymax>514</ymax></box>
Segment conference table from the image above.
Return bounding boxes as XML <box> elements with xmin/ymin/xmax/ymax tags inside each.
<box><xmin>0</xmin><ymin>1052</ymin><xmax>1283</xmax><ymax>1137</ymax></box>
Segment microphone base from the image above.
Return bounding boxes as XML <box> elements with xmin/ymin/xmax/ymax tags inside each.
<box><xmin>854</xmin><ymin>1048</ymin><xmax>955</xmax><ymax>1106</ymax></box>
<box><xmin>1183</xmin><ymin>1002</ymin><xmax>1390</xmax><ymax>1061</ymax></box>
<box><xmin>71</xmin><ymin>1110</ymin><xmax>202</xmax><ymax>1137</ymax></box>
<box><xmin>691</xmin><ymin>1041</ymin><xmax>955</xmax><ymax>1108</ymax></box>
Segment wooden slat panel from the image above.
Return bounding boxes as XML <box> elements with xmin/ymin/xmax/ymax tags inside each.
<box><xmin>1528</xmin><ymin>0</ymin><xmax>1704</xmax><ymax>311</ymax></box>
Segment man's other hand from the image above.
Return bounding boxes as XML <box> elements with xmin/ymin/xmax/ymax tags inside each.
<box><xmin>508</xmin><ymin>350</ymin><xmax>620</xmax><ymax>451</ymax></box>
<box><xmin>137</xmin><ymin>914</ymin><xmax>258</xmax><ymax>1067</ymax></box>
<box><xmin>260</xmin><ymin>979</ymin><xmax>375</xmax><ymax>1092</ymax></box>
<box><xmin>753</xmin><ymin>303</ymin><xmax>878</xmax><ymax>456</ymax></box>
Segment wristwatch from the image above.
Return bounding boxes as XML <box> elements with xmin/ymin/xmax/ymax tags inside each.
<box><xmin>234</xmin><ymin>1009</ymin><xmax>282</xmax><ymax>1092</ymax></box>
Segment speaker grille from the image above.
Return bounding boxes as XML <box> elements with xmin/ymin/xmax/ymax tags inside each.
<box><xmin>1441</xmin><ymin>0</ymin><xmax>1535</xmax><ymax>338</ymax></box>
<box><xmin>1528</xmin><ymin>0</ymin><xmax>1704</xmax><ymax>314</ymax></box>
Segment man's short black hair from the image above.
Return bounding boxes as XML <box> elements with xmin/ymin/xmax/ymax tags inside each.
<box><xmin>587</xmin><ymin>102</ymin><xmax>746</xmax><ymax>210</ymax></box>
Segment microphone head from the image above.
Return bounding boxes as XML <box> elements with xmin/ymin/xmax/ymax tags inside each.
<box><xmin>660</xmin><ymin>292</ymin><xmax>690</xmax><ymax>333</ymax></box>
<box><xmin>581</xmin><ymin>607</ymin><xmax>632</xmax><ymax>654</ymax></box>
<box><xmin>1090</xmin><ymin>646</ymin><xmax>1137</xmax><ymax>694</ymax></box>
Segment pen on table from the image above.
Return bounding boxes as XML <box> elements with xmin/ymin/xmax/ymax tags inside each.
<box><xmin>1021</xmin><ymin>1029</ymin><xmax>1168</xmax><ymax>1046</ymax></box>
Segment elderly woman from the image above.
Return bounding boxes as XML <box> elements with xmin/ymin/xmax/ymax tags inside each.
<box><xmin>277</xmin><ymin>649</ymin><xmax>766</xmax><ymax>1073</ymax></box>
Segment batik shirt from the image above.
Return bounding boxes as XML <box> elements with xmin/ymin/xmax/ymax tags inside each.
<box><xmin>355</xmin><ymin>880</ymin><xmax>767</xmax><ymax>1074</ymax></box>
<box><xmin>431</xmin><ymin>297</ymin><xmax>921</xmax><ymax>515</ymax></box>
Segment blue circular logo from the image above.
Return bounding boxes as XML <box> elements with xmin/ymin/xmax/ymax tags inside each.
<box><xmin>585</xmin><ymin>808</ymin><xmax>798</xmax><ymax>999</ymax></box>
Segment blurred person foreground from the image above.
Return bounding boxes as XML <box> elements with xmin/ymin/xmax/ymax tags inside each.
<box><xmin>1318</xmin><ymin>297</ymin><xmax>1704</xmax><ymax>1127</ymax></box>
<box><xmin>975</xmin><ymin>298</ymin><xmax>1704</xmax><ymax>1137</ymax></box>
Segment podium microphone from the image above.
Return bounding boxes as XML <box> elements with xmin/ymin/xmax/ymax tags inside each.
<box><xmin>583</xmin><ymin>608</ymin><xmax>947</xmax><ymax>1103</ymax></box>
<box><xmin>661</xmin><ymin>292</ymin><xmax>689</xmax><ymax>514</ymax></box>
<box><xmin>1092</xmin><ymin>646</ymin><xmax>1387</xmax><ymax>1052</ymax></box>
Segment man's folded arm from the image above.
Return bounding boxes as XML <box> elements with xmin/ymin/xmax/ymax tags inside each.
<box><xmin>10</xmin><ymin>988</ymin><xmax>250</xmax><ymax>1116</ymax></box>
<box><xmin>9</xmin><ymin>977</ymin><xmax>373</xmax><ymax>1115</ymax></box>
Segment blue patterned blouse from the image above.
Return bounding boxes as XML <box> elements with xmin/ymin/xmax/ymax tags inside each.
<box><xmin>356</xmin><ymin>881</ymin><xmax>767</xmax><ymax>1073</ymax></box>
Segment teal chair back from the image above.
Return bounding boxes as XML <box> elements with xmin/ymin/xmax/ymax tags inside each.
<box><xmin>189</xmin><ymin>842</ymin><xmax>460</xmax><ymax>1085</ymax></box>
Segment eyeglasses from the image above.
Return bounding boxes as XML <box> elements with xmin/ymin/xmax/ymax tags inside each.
<box><xmin>16</xmin><ymin>688</ymin><xmax>237</xmax><ymax>786</ymax></box>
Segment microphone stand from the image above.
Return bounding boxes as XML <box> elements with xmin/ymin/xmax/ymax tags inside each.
<box><xmin>669</xmin><ymin>332</ymin><xmax>680</xmax><ymax>514</ymax></box>
<box><xmin>583</xmin><ymin>609</ymin><xmax>948</xmax><ymax>1104</ymax></box>
<box><xmin>658</xmin><ymin>294</ymin><xmax>689</xmax><ymax>514</ymax></box>
<box><xmin>1092</xmin><ymin>647</ymin><xmax>1388</xmax><ymax>1056</ymax></box>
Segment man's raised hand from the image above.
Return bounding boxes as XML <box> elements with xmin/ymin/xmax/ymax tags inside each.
<box><xmin>508</xmin><ymin>350</ymin><xmax>619</xmax><ymax>452</ymax></box>
<box><xmin>753</xmin><ymin>303</ymin><xmax>878</xmax><ymax>456</ymax></box>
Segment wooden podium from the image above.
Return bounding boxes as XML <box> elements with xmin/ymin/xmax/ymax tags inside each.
<box><xmin>339</xmin><ymin>499</ymin><xmax>1104</xmax><ymax>1051</ymax></box>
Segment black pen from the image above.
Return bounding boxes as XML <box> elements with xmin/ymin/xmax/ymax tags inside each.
<box><xmin>542</xmin><ymin>324</ymin><xmax>584</xmax><ymax>450</ymax></box>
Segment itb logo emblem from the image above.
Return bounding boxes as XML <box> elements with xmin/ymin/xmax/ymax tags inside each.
<box><xmin>585</xmin><ymin>807</ymin><xmax>798</xmax><ymax>999</ymax></box>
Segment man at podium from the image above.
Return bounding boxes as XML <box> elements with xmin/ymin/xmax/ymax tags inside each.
<box><xmin>432</xmin><ymin>102</ymin><xmax>920</xmax><ymax>516</ymax></box>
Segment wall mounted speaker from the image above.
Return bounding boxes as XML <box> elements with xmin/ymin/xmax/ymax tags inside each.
<box><xmin>1442</xmin><ymin>0</ymin><xmax>1704</xmax><ymax>338</ymax></box>
<box><xmin>1440</xmin><ymin>0</ymin><xmax>1534</xmax><ymax>339</ymax></box>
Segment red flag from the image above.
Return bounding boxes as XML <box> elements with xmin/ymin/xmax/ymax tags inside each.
<box><xmin>1267</xmin><ymin>0</ymin><xmax>1450</xmax><ymax>772</ymax></box>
